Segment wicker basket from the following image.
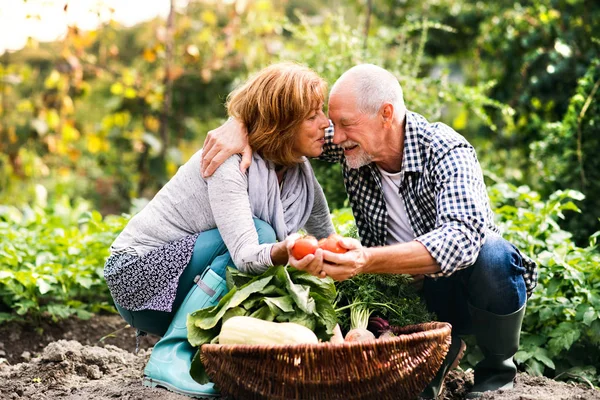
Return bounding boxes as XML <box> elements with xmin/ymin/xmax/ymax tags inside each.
<box><xmin>201</xmin><ymin>321</ymin><xmax>451</xmax><ymax>400</ymax></box>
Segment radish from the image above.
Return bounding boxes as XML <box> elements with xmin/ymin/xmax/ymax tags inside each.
<box><xmin>344</xmin><ymin>304</ymin><xmax>376</xmax><ymax>342</ymax></box>
<box><xmin>378</xmin><ymin>330</ymin><xmax>396</xmax><ymax>340</ymax></box>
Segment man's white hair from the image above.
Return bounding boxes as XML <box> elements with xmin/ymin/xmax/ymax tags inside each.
<box><xmin>331</xmin><ymin>64</ymin><xmax>406</xmax><ymax>122</ymax></box>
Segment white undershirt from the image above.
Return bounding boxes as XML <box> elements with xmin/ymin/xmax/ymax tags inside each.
<box><xmin>377</xmin><ymin>166</ymin><xmax>415</xmax><ymax>244</ymax></box>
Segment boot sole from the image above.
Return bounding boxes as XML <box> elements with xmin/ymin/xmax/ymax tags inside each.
<box><xmin>143</xmin><ymin>376</ymin><xmax>221</xmax><ymax>399</ymax></box>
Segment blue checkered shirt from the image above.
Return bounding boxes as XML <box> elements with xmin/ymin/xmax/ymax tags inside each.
<box><xmin>319</xmin><ymin>111</ymin><xmax>537</xmax><ymax>296</ymax></box>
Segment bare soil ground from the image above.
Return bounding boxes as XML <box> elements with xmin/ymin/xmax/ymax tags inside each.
<box><xmin>0</xmin><ymin>314</ymin><xmax>598</xmax><ymax>400</ymax></box>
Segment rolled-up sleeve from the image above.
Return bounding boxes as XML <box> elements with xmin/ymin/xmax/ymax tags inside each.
<box><xmin>415</xmin><ymin>145</ymin><xmax>490</xmax><ymax>276</ymax></box>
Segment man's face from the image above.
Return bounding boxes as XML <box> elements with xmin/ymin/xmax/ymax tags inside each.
<box><xmin>328</xmin><ymin>89</ymin><xmax>379</xmax><ymax>169</ymax></box>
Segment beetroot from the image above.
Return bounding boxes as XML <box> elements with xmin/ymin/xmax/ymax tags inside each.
<box><xmin>368</xmin><ymin>316</ymin><xmax>392</xmax><ymax>338</ymax></box>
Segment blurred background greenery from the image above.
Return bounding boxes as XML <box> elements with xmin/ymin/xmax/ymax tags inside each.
<box><xmin>1</xmin><ymin>0</ymin><xmax>599</xmax><ymax>385</ymax></box>
<box><xmin>1</xmin><ymin>0</ymin><xmax>598</xmax><ymax>242</ymax></box>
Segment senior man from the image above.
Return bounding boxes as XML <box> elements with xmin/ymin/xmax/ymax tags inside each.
<box><xmin>200</xmin><ymin>64</ymin><xmax>537</xmax><ymax>399</ymax></box>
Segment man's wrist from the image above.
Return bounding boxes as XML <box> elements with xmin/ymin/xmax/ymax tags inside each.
<box><xmin>357</xmin><ymin>247</ymin><xmax>374</xmax><ymax>275</ymax></box>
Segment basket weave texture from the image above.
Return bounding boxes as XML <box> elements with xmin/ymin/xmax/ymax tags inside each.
<box><xmin>201</xmin><ymin>321</ymin><xmax>451</xmax><ymax>400</ymax></box>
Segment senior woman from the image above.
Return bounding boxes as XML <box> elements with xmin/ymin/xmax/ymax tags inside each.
<box><xmin>104</xmin><ymin>62</ymin><xmax>335</xmax><ymax>397</ymax></box>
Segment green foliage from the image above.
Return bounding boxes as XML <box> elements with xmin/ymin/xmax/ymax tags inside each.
<box><xmin>488</xmin><ymin>179</ymin><xmax>600</xmax><ymax>386</ymax></box>
<box><xmin>477</xmin><ymin>1</ymin><xmax>599</xmax><ymax>133</ymax></box>
<box><xmin>0</xmin><ymin>192</ymin><xmax>128</xmax><ymax>323</ymax></box>
<box><xmin>530</xmin><ymin>59</ymin><xmax>600</xmax><ymax>243</ymax></box>
<box><xmin>310</xmin><ymin>159</ymin><xmax>347</xmax><ymax>211</ymax></box>
<box><xmin>0</xmin><ymin>1</ymin><xmax>291</xmax><ymax>212</ymax></box>
<box><xmin>330</xmin><ymin>207</ymin><xmax>358</xmax><ymax>239</ymax></box>
<box><xmin>335</xmin><ymin>273</ymin><xmax>434</xmax><ymax>332</ymax></box>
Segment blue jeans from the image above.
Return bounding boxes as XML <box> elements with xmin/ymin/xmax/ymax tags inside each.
<box><xmin>422</xmin><ymin>234</ymin><xmax>527</xmax><ymax>335</ymax></box>
<box><xmin>115</xmin><ymin>219</ymin><xmax>276</xmax><ymax>336</ymax></box>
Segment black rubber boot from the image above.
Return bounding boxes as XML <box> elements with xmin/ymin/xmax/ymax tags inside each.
<box><xmin>466</xmin><ymin>303</ymin><xmax>526</xmax><ymax>399</ymax></box>
<box><xmin>419</xmin><ymin>334</ymin><xmax>466</xmax><ymax>399</ymax></box>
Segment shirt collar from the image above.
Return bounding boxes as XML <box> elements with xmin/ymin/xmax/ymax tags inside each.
<box><xmin>400</xmin><ymin>111</ymin><xmax>424</xmax><ymax>174</ymax></box>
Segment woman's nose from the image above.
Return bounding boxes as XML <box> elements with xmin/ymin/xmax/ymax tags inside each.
<box><xmin>319</xmin><ymin>115</ymin><xmax>329</xmax><ymax>129</ymax></box>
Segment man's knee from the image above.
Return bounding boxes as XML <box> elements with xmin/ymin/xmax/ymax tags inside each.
<box><xmin>253</xmin><ymin>218</ymin><xmax>277</xmax><ymax>244</ymax></box>
<box><xmin>474</xmin><ymin>236</ymin><xmax>525</xmax><ymax>282</ymax></box>
<box><xmin>470</xmin><ymin>235</ymin><xmax>527</xmax><ymax>313</ymax></box>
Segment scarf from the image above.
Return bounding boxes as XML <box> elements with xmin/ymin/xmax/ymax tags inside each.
<box><xmin>247</xmin><ymin>152</ymin><xmax>315</xmax><ymax>241</ymax></box>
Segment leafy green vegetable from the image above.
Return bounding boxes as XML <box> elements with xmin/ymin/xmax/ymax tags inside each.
<box><xmin>335</xmin><ymin>273</ymin><xmax>434</xmax><ymax>332</ymax></box>
<box><xmin>264</xmin><ymin>296</ymin><xmax>295</xmax><ymax>314</ymax></box>
<box><xmin>278</xmin><ymin>267</ymin><xmax>315</xmax><ymax>314</ymax></box>
<box><xmin>187</xmin><ymin>265</ymin><xmax>338</xmax><ymax>384</ymax></box>
<box><xmin>190</xmin><ymin>275</ymin><xmax>274</xmax><ymax>332</ymax></box>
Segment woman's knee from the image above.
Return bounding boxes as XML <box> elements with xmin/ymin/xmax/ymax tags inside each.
<box><xmin>114</xmin><ymin>302</ymin><xmax>171</xmax><ymax>337</ymax></box>
<box><xmin>253</xmin><ymin>218</ymin><xmax>276</xmax><ymax>244</ymax></box>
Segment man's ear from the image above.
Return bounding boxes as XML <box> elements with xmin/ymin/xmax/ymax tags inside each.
<box><xmin>380</xmin><ymin>103</ymin><xmax>394</xmax><ymax>127</ymax></box>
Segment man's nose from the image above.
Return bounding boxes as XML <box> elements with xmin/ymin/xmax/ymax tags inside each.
<box><xmin>332</xmin><ymin>128</ymin><xmax>345</xmax><ymax>145</ymax></box>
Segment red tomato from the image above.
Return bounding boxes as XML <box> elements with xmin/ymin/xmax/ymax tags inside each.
<box><xmin>318</xmin><ymin>234</ymin><xmax>348</xmax><ymax>254</ymax></box>
<box><xmin>291</xmin><ymin>236</ymin><xmax>319</xmax><ymax>259</ymax></box>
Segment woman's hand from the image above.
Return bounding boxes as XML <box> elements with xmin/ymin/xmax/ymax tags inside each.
<box><xmin>286</xmin><ymin>234</ymin><xmax>327</xmax><ymax>278</ymax></box>
<box><xmin>201</xmin><ymin>118</ymin><xmax>252</xmax><ymax>177</ymax></box>
<box><xmin>321</xmin><ymin>237</ymin><xmax>368</xmax><ymax>281</ymax></box>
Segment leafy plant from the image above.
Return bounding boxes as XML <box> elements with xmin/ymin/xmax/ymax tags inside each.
<box><xmin>530</xmin><ymin>59</ymin><xmax>600</xmax><ymax>243</ymax></box>
<box><xmin>487</xmin><ymin>179</ymin><xmax>600</xmax><ymax>386</ymax></box>
<box><xmin>0</xmin><ymin>192</ymin><xmax>128</xmax><ymax>323</ymax></box>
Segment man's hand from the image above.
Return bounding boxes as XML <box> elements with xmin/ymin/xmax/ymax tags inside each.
<box><xmin>201</xmin><ymin>118</ymin><xmax>252</xmax><ymax>178</ymax></box>
<box><xmin>286</xmin><ymin>234</ymin><xmax>327</xmax><ymax>278</ymax></box>
<box><xmin>321</xmin><ymin>237</ymin><xmax>368</xmax><ymax>281</ymax></box>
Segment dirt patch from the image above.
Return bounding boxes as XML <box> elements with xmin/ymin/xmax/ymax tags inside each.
<box><xmin>0</xmin><ymin>314</ymin><xmax>158</xmax><ymax>365</ymax></box>
<box><xmin>0</xmin><ymin>340</ymin><xmax>188</xmax><ymax>400</ymax></box>
<box><xmin>478</xmin><ymin>375</ymin><xmax>600</xmax><ymax>400</ymax></box>
<box><xmin>0</xmin><ymin>315</ymin><xmax>598</xmax><ymax>400</ymax></box>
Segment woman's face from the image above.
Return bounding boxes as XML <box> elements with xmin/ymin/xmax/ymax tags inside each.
<box><xmin>291</xmin><ymin>103</ymin><xmax>330</xmax><ymax>159</ymax></box>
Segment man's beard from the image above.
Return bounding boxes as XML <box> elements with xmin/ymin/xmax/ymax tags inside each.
<box><xmin>341</xmin><ymin>141</ymin><xmax>373</xmax><ymax>169</ymax></box>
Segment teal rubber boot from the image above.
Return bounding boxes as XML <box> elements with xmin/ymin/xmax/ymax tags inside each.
<box><xmin>419</xmin><ymin>334</ymin><xmax>466</xmax><ymax>399</ymax></box>
<box><xmin>143</xmin><ymin>267</ymin><xmax>227</xmax><ymax>398</ymax></box>
<box><xmin>466</xmin><ymin>303</ymin><xmax>526</xmax><ymax>399</ymax></box>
